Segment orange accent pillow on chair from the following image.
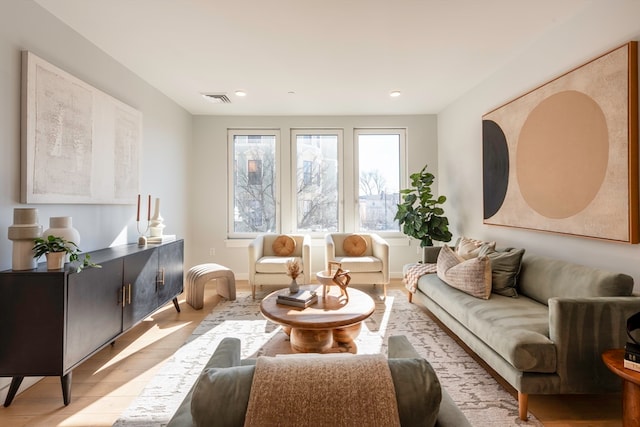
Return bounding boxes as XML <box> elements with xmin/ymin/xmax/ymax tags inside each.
<box><xmin>343</xmin><ymin>234</ymin><xmax>367</xmax><ymax>256</ymax></box>
<box><xmin>272</xmin><ymin>235</ymin><xmax>296</xmax><ymax>256</ymax></box>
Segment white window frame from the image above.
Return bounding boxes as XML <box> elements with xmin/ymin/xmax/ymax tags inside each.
<box><xmin>354</xmin><ymin>128</ymin><xmax>407</xmax><ymax>237</ymax></box>
<box><xmin>227</xmin><ymin>129</ymin><xmax>281</xmax><ymax>238</ymax></box>
<box><xmin>291</xmin><ymin>129</ymin><xmax>344</xmax><ymax>237</ymax></box>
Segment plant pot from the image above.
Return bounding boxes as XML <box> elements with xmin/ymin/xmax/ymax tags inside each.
<box><xmin>46</xmin><ymin>252</ymin><xmax>65</xmax><ymax>270</ymax></box>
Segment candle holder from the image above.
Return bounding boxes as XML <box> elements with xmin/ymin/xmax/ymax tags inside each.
<box><xmin>137</xmin><ymin>220</ymin><xmax>149</xmax><ymax>247</ymax></box>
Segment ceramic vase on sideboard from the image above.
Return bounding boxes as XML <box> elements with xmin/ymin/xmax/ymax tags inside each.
<box><xmin>44</xmin><ymin>216</ymin><xmax>80</xmax><ymax>262</ymax></box>
<box><xmin>7</xmin><ymin>208</ymin><xmax>43</xmax><ymax>270</ymax></box>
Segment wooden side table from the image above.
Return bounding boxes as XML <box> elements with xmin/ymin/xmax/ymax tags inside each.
<box><xmin>602</xmin><ymin>348</ymin><xmax>640</xmax><ymax>427</ymax></box>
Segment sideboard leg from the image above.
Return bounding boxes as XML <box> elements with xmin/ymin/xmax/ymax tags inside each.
<box><xmin>61</xmin><ymin>372</ymin><xmax>72</xmax><ymax>406</ymax></box>
<box><xmin>3</xmin><ymin>376</ymin><xmax>24</xmax><ymax>407</ymax></box>
<box><xmin>172</xmin><ymin>297</ymin><xmax>181</xmax><ymax>313</ymax></box>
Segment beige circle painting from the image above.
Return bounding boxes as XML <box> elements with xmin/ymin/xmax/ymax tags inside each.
<box><xmin>516</xmin><ymin>90</ymin><xmax>609</xmax><ymax>219</ymax></box>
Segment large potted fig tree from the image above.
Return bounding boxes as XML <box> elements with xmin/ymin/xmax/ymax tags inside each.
<box><xmin>395</xmin><ymin>164</ymin><xmax>452</xmax><ymax>262</ymax></box>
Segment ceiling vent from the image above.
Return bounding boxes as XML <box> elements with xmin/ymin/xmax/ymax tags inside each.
<box><xmin>201</xmin><ymin>93</ymin><xmax>231</xmax><ymax>104</ymax></box>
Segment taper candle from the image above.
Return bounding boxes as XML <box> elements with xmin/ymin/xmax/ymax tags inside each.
<box><xmin>136</xmin><ymin>194</ymin><xmax>141</xmax><ymax>221</ymax></box>
<box><xmin>147</xmin><ymin>194</ymin><xmax>151</xmax><ymax>220</ymax></box>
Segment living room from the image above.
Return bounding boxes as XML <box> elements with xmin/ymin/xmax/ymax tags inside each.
<box><xmin>2</xmin><ymin>1</ymin><xmax>640</xmax><ymax>426</ymax></box>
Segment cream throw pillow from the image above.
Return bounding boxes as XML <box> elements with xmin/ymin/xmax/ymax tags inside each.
<box><xmin>437</xmin><ymin>244</ymin><xmax>492</xmax><ymax>299</ymax></box>
<box><xmin>456</xmin><ymin>236</ymin><xmax>496</xmax><ymax>260</ymax></box>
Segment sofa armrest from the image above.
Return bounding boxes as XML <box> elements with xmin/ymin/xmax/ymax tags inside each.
<box><xmin>166</xmin><ymin>338</ymin><xmax>242</xmax><ymax>427</ymax></box>
<box><xmin>248</xmin><ymin>235</ymin><xmax>265</xmax><ymax>284</ymax></box>
<box><xmin>301</xmin><ymin>234</ymin><xmax>311</xmax><ymax>284</ymax></box>
<box><xmin>206</xmin><ymin>337</ymin><xmax>242</xmax><ymax>369</ymax></box>
<box><xmin>388</xmin><ymin>335</ymin><xmax>420</xmax><ymax>359</ymax></box>
<box><xmin>423</xmin><ymin>246</ymin><xmax>443</xmax><ymax>264</ymax></box>
<box><xmin>324</xmin><ymin>234</ymin><xmax>336</xmax><ymax>269</ymax></box>
<box><xmin>549</xmin><ymin>296</ymin><xmax>640</xmax><ymax>393</ymax></box>
<box><xmin>370</xmin><ymin>233</ymin><xmax>390</xmax><ymax>284</ymax></box>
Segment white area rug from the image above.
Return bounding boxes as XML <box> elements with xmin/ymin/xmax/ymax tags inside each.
<box><xmin>113</xmin><ymin>287</ymin><xmax>541</xmax><ymax>426</ymax></box>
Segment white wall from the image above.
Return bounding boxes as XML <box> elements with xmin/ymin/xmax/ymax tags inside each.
<box><xmin>0</xmin><ymin>1</ymin><xmax>191</xmax><ymax>397</ymax></box>
<box><xmin>0</xmin><ymin>0</ymin><xmax>191</xmax><ymax>271</ymax></box>
<box><xmin>189</xmin><ymin>115</ymin><xmax>438</xmax><ymax>278</ymax></box>
<box><xmin>438</xmin><ymin>1</ymin><xmax>640</xmax><ymax>289</ymax></box>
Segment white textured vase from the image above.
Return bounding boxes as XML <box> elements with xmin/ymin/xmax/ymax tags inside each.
<box><xmin>149</xmin><ymin>198</ymin><xmax>166</xmax><ymax>237</ymax></box>
<box><xmin>44</xmin><ymin>216</ymin><xmax>81</xmax><ymax>245</ymax></box>
<box><xmin>44</xmin><ymin>217</ymin><xmax>80</xmax><ymax>262</ymax></box>
<box><xmin>7</xmin><ymin>208</ymin><xmax>43</xmax><ymax>270</ymax></box>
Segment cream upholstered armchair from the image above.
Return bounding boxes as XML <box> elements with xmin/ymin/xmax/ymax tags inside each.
<box><xmin>248</xmin><ymin>234</ymin><xmax>311</xmax><ymax>299</ymax></box>
<box><xmin>324</xmin><ymin>233</ymin><xmax>389</xmax><ymax>297</ymax></box>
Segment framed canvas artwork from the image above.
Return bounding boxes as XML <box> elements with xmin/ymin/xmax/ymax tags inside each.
<box><xmin>482</xmin><ymin>42</ymin><xmax>638</xmax><ymax>243</ymax></box>
<box><xmin>21</xmin><ymin>51</ymin><xmax>141</xmax><ymax>204</ymax></box>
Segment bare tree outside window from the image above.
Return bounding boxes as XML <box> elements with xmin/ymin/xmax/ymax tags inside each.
<box><xmin>232</xmin><ymin>134</ymin><xmax>276</xmax><ymax>233</ymax></box>
<box><xmin>295</xmin><ymin>133</ymin><xmax>339</xmax><ymax>232</ymax></box>
<box><xmin>358</xmin><ymin>132</ymin><xmax>402</xmax><ymax>232</ymax></box>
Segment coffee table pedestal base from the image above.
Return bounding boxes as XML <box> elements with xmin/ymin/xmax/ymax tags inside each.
<box><xmin>287</xmin><ymin>323</ymin><xmax>363</xmax><ymax>353</ymax></box>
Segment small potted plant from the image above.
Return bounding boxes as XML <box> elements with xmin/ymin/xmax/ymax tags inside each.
<box><xmin>32</xmin><ymin>235</ymin><xmax>101</xmax><ymax>272</ymax></box>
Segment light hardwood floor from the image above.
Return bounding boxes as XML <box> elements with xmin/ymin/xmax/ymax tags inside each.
<box><xmin>0</xmin><ymin>281</ymin><xmax>623</xmax><ymax>426</ymax></box>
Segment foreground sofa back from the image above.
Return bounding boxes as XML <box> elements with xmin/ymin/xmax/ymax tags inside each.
<box><xmin>412</xmin><ymin>247</ymin><xmax>640</xmax><ymax>421</ymax></box>
<box><xmin>167</xmin><ymin>336</ymin><xmax>470</xmax><ymax>427</ymax></box>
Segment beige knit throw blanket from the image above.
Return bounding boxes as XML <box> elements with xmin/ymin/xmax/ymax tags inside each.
<box><xmin>404</xmin><ymin>263</ymin><xmax>437</xmax><ymax>293</ymax></box>
<box><xmin>243</xmin><ymin>354</ymin><xmax>401</xmax><ymax>427</ymax></box>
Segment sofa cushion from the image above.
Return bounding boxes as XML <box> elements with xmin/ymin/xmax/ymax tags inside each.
<box><xmin>191</xmin><ymin>365</ymin><xmax>255</xmax><ymax>427</ymax></box>
<box><xmin>518</xmin><ymin>254</ymin><xmax>634</xmax><ymax>305</ymax></box>
<box><xmin>486</xmin><ymin>247</ymin><xmax>525</xmax><ymax>297</ymax></box>
<box><xmin>436</xmin><ymin>245</ymin><xmax>491</xmax><ymax>299</ymax></box>
<box><xmin>343</xmin><ymin>234</ymin><xmax>368</xmax><ymax>256</ymax></box>
<box><xmin>272</xmin><ymin>234</ymin><xmax>296</xmax><ymax>256</ymax></box>
<box><xmin>417</xmin><ymin>274</ymin><xmax>556</xmax><ymax>373</ymax></box>
<box><xmin>334</xmin><ymin>256</ymin><xmax>382</xmax><ymax>273</ymax></box>
<box><xmin>256</xmin><ymin>256</ymin><xmax>303</xmax><ymax>273</ymax></box>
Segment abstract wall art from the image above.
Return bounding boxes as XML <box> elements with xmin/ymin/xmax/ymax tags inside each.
<box><xmin>21</xmin><ymin>51</ymin><xmax>142</xmax><ymax>204</ymax></box>
<box><xmin>482</xmin><ymin>42</ymin><xmax>638</xmax><ymax>243</ymax></box>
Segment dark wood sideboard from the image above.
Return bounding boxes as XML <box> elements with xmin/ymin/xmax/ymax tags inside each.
<box><xmin>0</xmin><ymin>239</ymin><xmax>184</xmax><ymax>407</ymax></box>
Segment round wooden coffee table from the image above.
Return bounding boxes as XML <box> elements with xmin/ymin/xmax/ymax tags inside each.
<box><xmin>260</xmin><ymin>285</ymin><xmax>375</xmax><ymax>353</ymax></box>
<box><xmin>602</xmin><ymin>348</ymin><xmax>640</xmax><ymax>427</ymax></box>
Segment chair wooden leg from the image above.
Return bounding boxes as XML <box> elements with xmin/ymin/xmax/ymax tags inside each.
<box><xmin>383</xmin><ymin>284</ymin><xmax>387</xmax><ymax>299</ymax></box>
<box><xmin>518</xmin><ymin>391</ymin><xmax>528</xmax><ymax>421</ymax></box>
<box><xmin>408</xmin><ymin>291</ymin><xmax>413</xmax><ymax>303</ymax></box>
<box><xmin>252</xmin><ymin>284</ymin><xmax>256</xmax><ymax>300</ymax></box>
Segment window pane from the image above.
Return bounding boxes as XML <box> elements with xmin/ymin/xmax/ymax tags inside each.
<box><xmin>232</xmin><ymin>134</ymin><xmax>276</xmax><ymax>233</ymax></box>
<box><xmin>295</xmin><ymin>134</ymin><xmax>338</xmax><ymax>232</ymax></box>
<box><xmin>358</xmin><ymin>133</ymin><xmax>401</xmax><ymax>231</ymax></box>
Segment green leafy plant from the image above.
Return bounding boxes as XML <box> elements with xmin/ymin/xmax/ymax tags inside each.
<box><xmin>394</xmin><ymin>164</ymin><xmax>453</xmax><ymax>247</ymax></box>
<box><xmin>33</xmin><ymin>235</ymin><xmax>101</xmax><ymax>273</ymax></box>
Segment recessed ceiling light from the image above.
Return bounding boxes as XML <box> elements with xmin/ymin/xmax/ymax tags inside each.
<box><xmin>390</xmin><ymin>91</ymin><xmax>401</xmax><ymax>97</ymax></box>
<box><xmin>235</xmin><ymin>90</ymin><xmax>247</xmax><ymax>97</ymax></box>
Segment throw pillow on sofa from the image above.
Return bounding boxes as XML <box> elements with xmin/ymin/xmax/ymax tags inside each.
<box><xmin>479</xmin><ymin>246</ymin><xmax>525</xmax><ymax>297</ymax></box>
<box><xmin>456</xmin><ymin>236</ymin><xmax>496</xmax><ymax>260</ymax></box>
<box><xmin>437</xmin><ymin>245</ymin><xmax>492</xmax><ymax>299</ymax></box>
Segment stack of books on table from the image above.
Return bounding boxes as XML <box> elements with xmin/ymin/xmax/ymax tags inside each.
<box><xmin>624</xmin><ymin>342</ymin><xmax>640</xmax><ymax>372</ymax></box>
<box><xmin>277</xmin><ymin>289</ymin><xmax>318</xmax><ymax>308</ymax></box>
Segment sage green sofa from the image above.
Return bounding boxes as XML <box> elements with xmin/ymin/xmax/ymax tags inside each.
<box><xmin>409</xmin><ymin>247</ymin><xmax>640</xmax><ymax>421</ymax></box>
<box><xmin>167</xmin><ymin>336</ymin><xmax>470</xmax><ymax>427</ymax></box>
